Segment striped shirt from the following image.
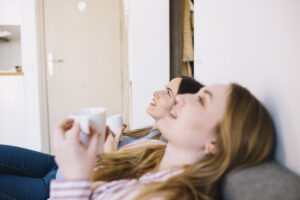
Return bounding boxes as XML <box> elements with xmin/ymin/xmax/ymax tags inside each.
<box><xmin>50</xmin><ymin>168</ymin><xmax>184</xmax><ymax>200</ymax></box>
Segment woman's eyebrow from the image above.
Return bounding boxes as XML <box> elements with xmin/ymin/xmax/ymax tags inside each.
<box><xmin>203</xmin><ymin>89</ymin><xmax>213</xmax><ymax>100</ymax></box>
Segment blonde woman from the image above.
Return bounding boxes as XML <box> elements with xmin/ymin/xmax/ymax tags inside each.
<box><xmin>51</xmin><ymin>83</ymin><xmax>275</xmax><ymax>200</ymax></box>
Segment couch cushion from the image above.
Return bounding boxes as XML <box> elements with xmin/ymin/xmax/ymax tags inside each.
<box><xmin>222</xmin><ymin>161</ymin><xmax>300</xmax><ymax>200</ymax></box>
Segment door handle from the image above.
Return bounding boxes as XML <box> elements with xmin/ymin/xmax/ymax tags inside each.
<box><xmin>51</xmin><ymin>59</ymin><xmax>64</xmax><ymax>63</ymax></box>
<box><xmin>47</xmin><ymin>53</ymin><xmax>64</xmax><ymax>76</ymax></box>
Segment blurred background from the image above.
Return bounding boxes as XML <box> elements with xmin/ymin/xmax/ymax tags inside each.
<box><xmin>0</xmin><ymin>0</ymin><xmax>299</xmax><ymax>176</ymax></box>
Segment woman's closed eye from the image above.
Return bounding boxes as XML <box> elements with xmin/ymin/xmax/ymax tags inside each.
<box><xmin>198</xmin><ymin>96</ymin><xmax>204</xmax><ymax>105</ymax></box>
<box><xmin>167</xmin><ymin>88</ymin><xmax>173</xmax><ymax>96</ymax></box>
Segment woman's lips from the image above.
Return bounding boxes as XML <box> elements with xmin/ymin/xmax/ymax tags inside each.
<box><xmin>150</xmin><ymin>99</ymin><xmax>157</xmax><ymax>106</ymax></box>
<box><xmin>150</xmin><ymin>102</ymin><xmax>156</xmax><ymax>106</ymax></box>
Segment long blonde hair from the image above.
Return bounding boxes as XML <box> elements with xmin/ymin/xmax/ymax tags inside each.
<box><xmin>93</xmin><ymin>83</ymin><xmax>275</xmax><ymax>200</ymax></box>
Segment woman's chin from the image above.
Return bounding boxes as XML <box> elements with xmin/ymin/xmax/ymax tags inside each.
<box><xmin>146</xmin><ymin>106</ymin><xmax>153</xmax><ymax>115</ymax></box>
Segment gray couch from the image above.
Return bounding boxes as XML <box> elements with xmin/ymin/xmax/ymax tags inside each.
<box><xmin>223</xmin><ymin>161</ymin><xmax>300</xmax><ymax>200</ymax></box>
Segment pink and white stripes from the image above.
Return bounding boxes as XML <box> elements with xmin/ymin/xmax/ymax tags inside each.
<box><xmin>49</xmin><ymin>168</ymin><xmax>183</xmax><ymax>200</ymax></box>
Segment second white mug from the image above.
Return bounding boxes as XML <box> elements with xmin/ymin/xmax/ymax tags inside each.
<box><xmin>106</xmin><ymin>114</ymin><xmax>123</xmax><ymax>137</ymax></box>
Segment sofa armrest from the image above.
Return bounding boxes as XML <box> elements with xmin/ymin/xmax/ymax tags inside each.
<box><xmin>222</xmin><ymin>161</ymin><xmax>300</xmax><ymax>200</ymax></box>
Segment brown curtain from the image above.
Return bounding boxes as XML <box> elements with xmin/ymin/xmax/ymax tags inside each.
<box><xmin>182</xmin><ymin>0</ymin><xmax>194</xmax><ymax>77</ymax></box>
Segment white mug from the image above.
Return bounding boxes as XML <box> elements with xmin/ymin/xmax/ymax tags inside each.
<box><xmin>106</xmin><ymin>114</ymin><xmax>123</xmax><ymax>137</ymax></box>
<box><xmin>69</xmin><ymin>107</ymin><xmax>106</xmax><ymax>154</ymax></box>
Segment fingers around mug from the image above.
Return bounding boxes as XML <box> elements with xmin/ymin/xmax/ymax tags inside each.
<box><xmin>54</xmin><ymin>118</ymin><xmax>73</xmax><ymax>147</ymax></box>
<box><xmin>88</xmin><ymin>128</ymin><xmax>101</xmax><ymax>155</ymax></box>
<box><xmin>106</xmin><ymin>126</ymin><xmax>110</xmax><ymax>140</ymax></box>
<box><xmin>88</xmin><ymin>124</ymin><xmax>101</xmax><ymax>146</ymax></box>
<box><xmin>105</xmin><ymin>126</ymin><xmax>112</xmax><ymax>141</ymax></box>
<box><xmin>89</xmin><ymin>124</ymin><xmax>101</xmax><ymax>137</ymax></box>
<box><xmin>59</xmin><ymin>118</ymin><xmax>74</xmax><ymax>132</ymax></box>
<box><xmin>89</xmin><ymin>124</ymin><xmax>96</xmax><ymax>134</ymax></box>
<box><xmin>104</xmin><ymin>133</ymin><xmax>115</xmax><ymax>153</ymax></box>
<box><xmin>115</xmin><ymin>125</ymin><xmax>126</xmax><ymax>143</ymax></box>
<box><xmin>67</xmin><ymin>123</ymin><xmax>81</xmax><ymax>140</ymax></box>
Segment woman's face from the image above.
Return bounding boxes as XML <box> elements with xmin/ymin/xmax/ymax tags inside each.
<box><xmin>147</xmin><ymin>78</ymin><xmax>182</xmax><ymax>121</ymax></box>
<box><xmin>157</xmin><ymin>84</ymin><xmax>231</xmax><ymax>150</ymax></box>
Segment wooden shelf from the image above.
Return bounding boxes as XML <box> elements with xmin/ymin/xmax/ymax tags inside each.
<box><xmin>0</xmin><ymin>72</ymin><xmax>24</xmax><ymax>76</ymax></box>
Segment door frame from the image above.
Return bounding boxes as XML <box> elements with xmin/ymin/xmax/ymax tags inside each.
<box><xmin>34</xmin><ymin>0</ymin><xmax>51</xmax><ymax>154</ymax></box>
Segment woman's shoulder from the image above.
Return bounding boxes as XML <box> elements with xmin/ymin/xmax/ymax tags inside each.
<box><xmin>119</xmin><ymin>139</ymin><xmax>167</xmax><ymax>151</ymax></box>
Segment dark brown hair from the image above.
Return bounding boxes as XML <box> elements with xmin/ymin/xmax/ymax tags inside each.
<box><xmin>177</xmin><ymin>75</ymin><xmax>204</xmax><ymax>95</ymax></box>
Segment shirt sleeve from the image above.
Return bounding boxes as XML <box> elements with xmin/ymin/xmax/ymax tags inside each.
<box><xmin>49</xmin><ymin>179</ymin><xmax>92</xmax><ymax>200</ymax></box>
<box><xmin>119</xmin><ymin>139</ymin><xmax>166</xmax><ymax>151</ymax></box>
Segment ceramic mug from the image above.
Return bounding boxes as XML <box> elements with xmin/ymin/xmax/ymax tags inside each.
<box><xmin>69</xmin><ymin>107</ymin><xmax>106</xmax><ymax>154</ymax></box>
<box><xmin>106</xmin><ymin>114</ymin><xmax>123</xmax><ymax>137</ymax></box>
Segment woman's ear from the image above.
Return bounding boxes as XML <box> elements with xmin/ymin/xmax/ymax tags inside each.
<box><xmin>204</xmin><ymin>140</ymin><xmax>218</xmax><ymax>155</ymax></box>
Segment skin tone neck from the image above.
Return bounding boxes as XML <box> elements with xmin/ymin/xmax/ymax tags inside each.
<box><xmin>153</xmin><ymin>121</ymin><xmax>159</xmax><ymax>129</ymax></box>
<box><xmin>157</xmin><ymin>143</ymin><xmax>206</xmax><ymax>171</ymax></box>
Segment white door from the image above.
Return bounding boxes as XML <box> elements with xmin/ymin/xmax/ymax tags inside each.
<box><xmin>43</xmin><ymin>0</ymin><xmax>122</xmax><ymax>153</ymax></box>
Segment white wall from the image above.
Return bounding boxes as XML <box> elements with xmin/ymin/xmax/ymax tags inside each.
<box><xmin>0</xmin><ymin>0</ymin><xmax>46</xmax><ymax>152</ymax></box>
<box><xmin>126</xmin><ymin>0</ymin><xmax>170</xmax><ymax>129</ymax></box>
<box><xmin>0</xmin><ymin>0</ymin><xmax>28</xmax><ymax>149</ymax></box>
<box><xmin>195</xmin><ymin>0</ymin><xmax>300</xmax><ymax>175</ymax></box>
<box><xmin>20</xmin><ymin>0</ymin><xmax>44</xmax><ymax>151</ymax></box>
<box><xmin>0</xmin><ymin>0</ymin><xmax>21</xmax><ymax>25</ymax></box>
<box><xmin>0</xmin><ymin>76</ymin><xmax>27</xmax><ymax>147</ymax></box>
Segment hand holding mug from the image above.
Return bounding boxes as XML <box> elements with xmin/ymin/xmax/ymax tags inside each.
<box><xmin>53</xmin><ymin>118</ymin><xmax>101</xmax><ymax>180</ymax></box>
<box><xmin>104</xmin><ymin>124</ymin><xmax>127</xmax><ymax>153</ymax></box>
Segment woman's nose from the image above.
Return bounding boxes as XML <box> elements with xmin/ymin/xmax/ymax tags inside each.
<box><xmin>154</xmin><ymin>90</ymin><xmax>164</xmax><ymax>97</ymax></box>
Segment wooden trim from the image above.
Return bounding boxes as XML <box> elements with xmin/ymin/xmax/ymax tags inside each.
<box><xmin>0</xmin><ymin>72</ymin><xmax>24</xmax><ymax>76</ymax></box>
<box><xmin>35</xmin><ymin>0</ymin><xmax>51</xmax><ymax>154</ymax></box>
<box><xmin>170</xmin><ymin>0</ymin><xmax>183</xmax><ymax>80</ymax></box>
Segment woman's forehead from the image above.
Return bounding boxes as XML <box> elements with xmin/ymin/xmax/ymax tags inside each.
<box><xmin>198</xmin><ymin>84</ymin><xmax>230</xmax><ymax>96</ymax></box>
<box><xmin>166</xmin><ymin>78</ymin><xmax>182</xmax><ymax>92</ymax></box>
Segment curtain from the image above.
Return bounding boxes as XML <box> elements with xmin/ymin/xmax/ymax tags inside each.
<box><xmin>182</xmin><ymin>0</ymin><xmax>194</xmax><ymax>77</ymax></box>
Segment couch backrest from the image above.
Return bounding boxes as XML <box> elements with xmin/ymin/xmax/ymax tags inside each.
<box><xmin>222</xmin><ymin>161</ymin><xmax>300</xmax><ymax>200</ymax></box>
